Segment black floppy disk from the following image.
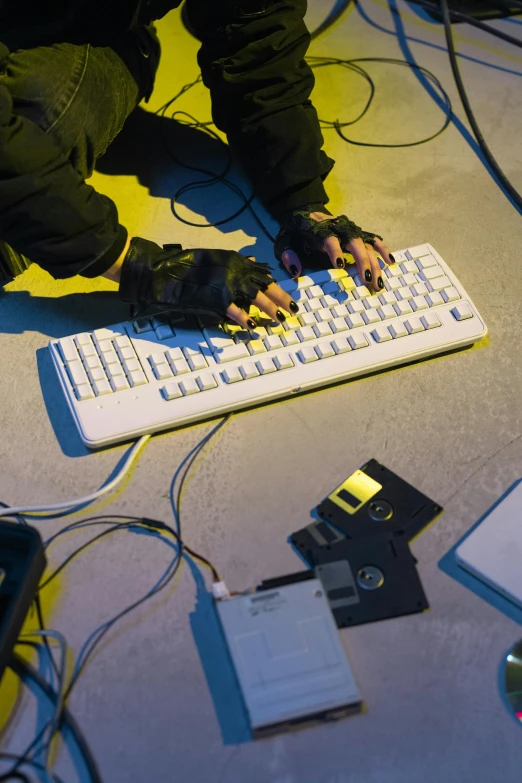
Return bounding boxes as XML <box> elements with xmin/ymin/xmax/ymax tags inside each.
<box><xmin>312</xmin><ymin>532</ymin><xmax>429</xmax><ymax>628</ymax></box>
<box><xmin>291</xmin><ymin>459</ymin><xmax>442</xmax><ymax>566</ymax></box>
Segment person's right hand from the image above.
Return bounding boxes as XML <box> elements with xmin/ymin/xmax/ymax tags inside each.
<box><xmin>118</xmin><ymin>237</ymin><xmax>299</xmax><ymax>328</ymax></box>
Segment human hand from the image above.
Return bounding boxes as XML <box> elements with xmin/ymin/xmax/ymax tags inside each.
<box><xmin>118</xmin><ymin>237</ymin><xmax>299</xmax><ymax>328</ymax></box>
<box><xmin>274</xmin><ymin>209</ymin><xmax>396</xmax><ymax>293</ymax></box>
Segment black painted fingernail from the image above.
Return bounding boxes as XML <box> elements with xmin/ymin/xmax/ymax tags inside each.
<box><xmin>337</xmin><ymin>257</ymin><xmax>344</xmax><ymax>268</ymax></box>
<box><xmin>289</xmin><ymin>264</ymin><xmax>298</xmax><ymax>277</ymax></box>
<box><xmin>365</xmin><ymin>269</ymin><xmax>372</xmax><ymax>282</ymax></box>
<box><xmin>378</xmin><ymin>276</ymin><xmax>384</xmax><ymax>289</ymax></box>
<box><xmin>389</xmin><ymin>254</ymin><xmax>395</xmax><ymax>263</ymax></box>
<box><xmin>289</xmin><ymin>300</ymin><xmax>299</xmax><ymax>313</ymax></box>
<box><xmin>276</xmin><ymin>309</ymin><xmax>286</xmax><ymax>322</ymax></box>
<box><xmin>247</xmin><ymin>318</ymin><xmax>256</xmax><ymax>329</ymax></box>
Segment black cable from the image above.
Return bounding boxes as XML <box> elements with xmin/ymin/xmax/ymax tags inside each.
<box><xmin>438</xmin><ymin>0</ymin><xmax>522</xmax><ymax>209</ymax></box>
<box><xmin>408</xmin><ymin>0</ymin><xmax>522</xmax><ymax>49</ymax></box>
<box><xmin>2</xmin><ymin>654</ymin><xmax>102</xmax><ymax>783</ymax></box>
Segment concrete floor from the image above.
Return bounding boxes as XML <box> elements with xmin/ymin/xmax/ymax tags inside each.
<box><xmin>1</xmin><ymin>1</ymin><xmax>522</xmax><ymax>781</ymax></box>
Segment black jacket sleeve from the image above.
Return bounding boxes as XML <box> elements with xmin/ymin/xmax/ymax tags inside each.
<box><xmin>185</xmin><ymin>0</ymin><xmax>335</xmax><ymax>223</ymax></box>
<box><xmin>0</xmin><ymin>78</ymin><xmax>128</xmax><ymax>280</ymax></box>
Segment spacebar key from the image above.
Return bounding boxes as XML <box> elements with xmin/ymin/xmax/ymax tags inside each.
<box><xmin>214</xmin><ymin>343</ymin><xmax>250</xmax><ymax>364</ymax></box>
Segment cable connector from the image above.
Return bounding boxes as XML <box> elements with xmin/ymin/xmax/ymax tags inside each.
<box><xmin>212</xmin><ymin>581</ymin><xmax>230</xmax><ymax>600</ymax></box>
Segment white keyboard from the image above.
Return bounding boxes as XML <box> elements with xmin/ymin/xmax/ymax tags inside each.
<box><xmin>49</xmin><ymin>243</ymin><xmax>487</xmax><ymax>448</ymax></box>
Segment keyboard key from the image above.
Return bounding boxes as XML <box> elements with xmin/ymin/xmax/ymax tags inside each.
<box><xmin>339</xmin><ymin>277</ymin><xmax>355</xmax><ymax>292</ymax></box>
<box><xmin>58</xmin><ymin>337</ymin><xmax>79</xmax><ymax>363</ymax></box>
<box><xmin>179</xmin><ymin>377</ymin><xmax>200</xmax><ymax>395</ymax></box>
<box><xmin>379</xmin><ymin>291</ymin><xmax>396</xmax><ymax>305</ymax></box>
<box><xmin>411</xmin><ymin>282</ymin><xmax>429</xmax><ymax>297</ymax></box>
<box><xmin>171</xmin><ymin>358</ymin><xmax>190</xmax><ymax>376</ymax></box>
<box><xmin>215</xmin><ymin>343</ymin><xmax>250</xmax><ymax>364</ymax></box>
<box><xmin>307</xmin><ymin>285</ymin><xmax>323</xmax><ymax>299</ymax></box>
<box><xmin>330</xmin><ymin>317</ymin><xmax>349</xmax><ymax>333</ymax></box>
<box><xmin>154</xmin><ymin>362</ymin><xmax>173</xmax><ymax>380</ymax></box>
<box><xmin>281</xmin><ymin>330</ymin><xmax>300</xmax><ymax>347</ymax></box>
<box><xmin>371</xmin><ymin>326</ymin><xmax>392</xmax><ymax>343</ymax></box>
<box><xmin>315</xmin><ymin>308</ymin><xmax>333</xmax><ymax>323</ymax></box>
<box><xmin>79</xmin><ymin>343</ymin><xmax>96</xmax><ymax>360</ymax></box>
<box><xmin>304</xmin><ymin>297</ymin><xmax>322</xmax><ymax>312</ymax></box>
<box><xmin>418</xmin><ymin>264</ymin><xmax>443</xmax><ymax>281</ymax></box>
<box><xmin>315</xmin><ymin>342</ymin><xmax>335</xmax><ymax>359</ymax></box>
<box><xmin>389</xmin><ymin>321</ymin><xmax>408</xmax><ymax>339</ymax></box>
<box><xmin>348</xmin><ymin>300</ymin><xmax>365</xmax><ymax>314</ymax></box>
<box><xmin>385</xmin><ymin>277</ymin><xmax>402</xmax><ymax>292</ymax></box>
<box><xmin>297</xmin><ymin>346</ymin><xmax>318</xmax><ymax>364</ymax></box>
<box><xmin>401</xmin><ymin>260</ymin><xmax>419</xmax><ymax>274</ymax></box>
<box><xmin>110</xmin><ymin>374</ymin><xmax>130</xmax><ymax>392</ymax></box>
<box><xmin>313</xmin><ymin>322</ymin><xmax>332</xmax><ymax>339</ymax></box>
<box><xmin>441</xmin><ymin>286</ymin><xmax>460</xmax><ymax>303</ymax></box>
<box><xmin>67</xmin><ymin>360</ymin><xmax>88</xmax><ymax>387</ymax></box>
<box><xmin>115</xmin><ymin>335</ymin><xmax>132</xmax><ymax>350</ymax></box>
<box><xmin>312</xmin><ymin>268</ymin><xmax>348</xmax><ymax>284</ymax></box>
<box><xmin>421</xmin><ymin>312</ymin><xmax>441</xmax><ymax>329</ymax></box>
<box><xmin>331</xmin><ymin>304</ymin><xmax>349</xmax><ymax>319</ymax></box>
<box><xmin>75</xmin><ymin>333</ymin><xmax>93</xmax><ymax>347</ymax></box>
<box><xmin>274</xmin><ymin>353</ymin><xmax>294</xmax><ymax>370</ymax></box>
<box><xmin>264</xmin><ymin>335</ymin><xmax>283</xmax><ymax>351</ymax></box>
<box><xmin>297</xmin><ymin>326</ymin><xmax>316</xmax><ymax>342</ymax></box>
<box><xmin>348</xmin><ymin>333</ymin><xmax>369</xmax><ymax>350</ymax></box>
<box><xmin>166</xmin><ymin>347</ymin><xmax>184</xmax><ymax>365</ymax></box>
<box><xmin>267</xmin><ymin>323</ymin><xmax>285</xmax><ymax>336</ymax></box>
<box><xmin>298</xmin><ymin>312</ymin><xmax>317</xmax><ymax>327</ymax></box>
<box><xmin>187</xmin><ymin>352</ymin><xmax>208</xmax><ymax>371</ymax></box>
<box><xmin>427</xmin><ymin>275</ymin><xmax>451</xmax><ymax>292</ymax></box>
<box><xmin>426</xmin><ymin>291</ymin><xmax>444</xmax><ymax>308</ymax></box>
<box><xmin>129</xmin><ymin>370</ymin><xmax>147</xmax><ymax>387</ymax></box>
<box><xmin>400</xmin><ymin>273</ymin><xmax>418</xmax><ymax>287</ymax></box>
<box><xmin>336</xmin><ymin>291</ymin><xmax>352</xmax><ymax>305</ymax></box>
<box><xmin>132</xmin><ymin>318</ymin><xmax>153</xmax><ymax>334</ymax></box>
<box><xmin>451</xmin><ymin>303</ymin><xmax>473</xmax><ymax>321</ymax></box>
<box><xmin>386</xmin><ymin>265</ymin><xmax>402</xmax><ymax>278</ymax></box>
<box><xmin>93</xmin><ymin>378</ymin><xmax>112</xmax><ymax>396</ymax></box>
<box><xmin>75</xmin><ymin>383</ymin><xmax>94</xmax><ymax>401</ymax></box>
<box><xmin>101</xmin><ymin>349</ymin><xmax>119</xmax><ymax>368</ymax></box>
<box><xmin>203</xmin><ymin>326</ymin><xmax>235</xmax><ymax>353</ymax></box>
<box><xmin>322</xmin><ymin>281</ymin><xmax>340</xmax><ymax>296</ymax></box>
<box><xmin>247</xmin><ymin>339</ymin><xmax>267</xmax><ymax>355</ymax></box>
<box><xmin>88</xmin><ymin>366</ymin><xmax>106</xmax><ymax>383</ymax></box>
<box><xmin>222</xmin><ymin>366</ymin><xmax>243</xmax><ymax>383</ymax></box>
<box><xmin>407</xmin><ymin>244</ymin><xmax>432</xmax><ymax>261</ymax></box>
<box><xmin>365</xmin><ymin>295</ymin><xmax>381</xmax><ymax>310</ymax></box>
<box><xmin>123</xmin><ymin>357</ymin><xmax>141</xmax><ymax>374</ymax></box>
<box><xmin>295</xmin><ymin>276</ymin><xmax>315</xmax><ymax>290</ymax></box>
<box><xmin>395</xmin><ymin>287</ymin><xmax>413</xmax><ymax>301</ymax></box>
<box><xmin>196</xmin><ymin>373</ymin><xmax>217</xmax><ymax>391</ymax></box>
<box><xmin>394</xmin><ymin>301</ymin><xmax>413</xmax><ymax>317</ymax></box>
<box><xmin>346</xmin><ymin>313</ymin><xmax>365</xmax><ymax>328</ymax></box>
<box><xmin>331</xmin><ymin>337</ymin><xmax>351</xmax><ymax>355</ymax></box>
<box><xmin>416</xmin><ymin>255</ymin><xmax>438</xmax><ymax>270</ymax></box>
<box><xmin>283</xmin><ymin>316</ymin><xmax>301</xmax><ymax>331</ymax></box>
<box><xmin>404</xmin><ymin>317</ymin><xmax>424</xmax><ymax>334</ymax></box>
<box><xmin>292</xmin><ymin>289</ymin><xmax>309</xmax><ymax>304</ymax></box>
<box><xmin>410</xmin><ymin>296</ymin><xmax>428</xmax><ymax>312</ymax></box>
<box><xmin>377</xmin><ymin>305</ymin><xmax>395</xmax><ymax>320</ymax></box>
<box><xmin>85</xmin><ymin>355</ymin><xmax>102</xmax><ymax>371</ymax></box>
<box><xmin>162</xmin><ymin>382</ymin><xmax>182</xmax><ymax>400</ymax></box>
<box><xmin>155</xmin><ymin>324</ymin><xmax>174</xmax><ymax>340</ymax></box>
<box><xmin>362</xmin><ymin>308</ymin><xmax>380</xmax><ymax>325</ymax></box>
<box><xmin>353</xmin><ymin>286</ymin><xmax>370</xmax><ymax>300</ymax></box>
<box><xmin>117</xmin><ymin>345</ymin><xmax>135</xmax><ymax>362</ymax></box>
<box><xmin>256</xmin><ymin>357</ymin><xmax>277</xmax><ymax>375</ymax></box>
<box><xmin>320</xmin><ymin>294</ymin><xmax>337</xmax><ymax>308</ymax></box>
<box><xmin>239</xmin><ymin>362</ymin><xmax>260</xmax><ymax>379</ymax></box>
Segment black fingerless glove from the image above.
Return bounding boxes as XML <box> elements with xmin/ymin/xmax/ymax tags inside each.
<box><xmin>119</xmin><ymin>237</ymin><xmax>273</xmax><ymax>320</ymax></box>
<box><xmin>274</xmin><ymin>205</ymin><xmax>383</xmax><ymax>269</ymax></box>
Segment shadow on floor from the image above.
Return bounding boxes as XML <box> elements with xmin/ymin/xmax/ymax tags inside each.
<box><xmin>95</xmin><ymin>106</ymin><xmax>278</xmax><ymax>264</ymax></box>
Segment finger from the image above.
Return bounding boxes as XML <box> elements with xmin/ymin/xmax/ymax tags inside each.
<box><xmin>281</xmin><ymin>249</ymin><xmax>302</xmax><ymax>279</ymax></box>
<box><xmin>323</xmin><ymin>235</ymin><xmax>346</xmax><ymax>269</ymax></box>
<box><xmin>252</xmin><ymin>289</ymin><xmax>287</xmax><ymax>323</ymax></box>
<box><xmin>264</xmin><ymin>281</ymin><xmax>299</xmax><ymax>315</ymax></box>
<box><xmin>345</xmin><ymin>237</ymin><xmax>374</xmax><ymax>291</ymax></box>
<box><xmin>364</xmin><ymin>243</ymin><xmax>385</xmax><ymax>292</ymax></box>
<box><xmin>225</xmin><ymin>302</ymin><xmax>257</xmax><ymax>330</ymax></box>
<box><xmin>371</xmin><ymin>238</ymin><xmax>396</xmax><ymax>267</ymax></box>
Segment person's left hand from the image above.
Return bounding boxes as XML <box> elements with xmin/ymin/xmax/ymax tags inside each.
<box><xmin>275</xmin><ymin>210</ymin><xmax>396</xmax><ymax>294</ymax></box>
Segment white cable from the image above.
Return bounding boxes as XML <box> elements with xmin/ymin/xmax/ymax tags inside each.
<box><xmin>0</xmin><ymin>435</ymin><xmax>150</xmax><ymax>518</ymax></box>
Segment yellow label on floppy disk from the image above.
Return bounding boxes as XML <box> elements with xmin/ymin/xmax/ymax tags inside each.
<box><xmin>329</xmin><ymin>470</ymin><xmax>382</xmax><ymax>515</ymax></box>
